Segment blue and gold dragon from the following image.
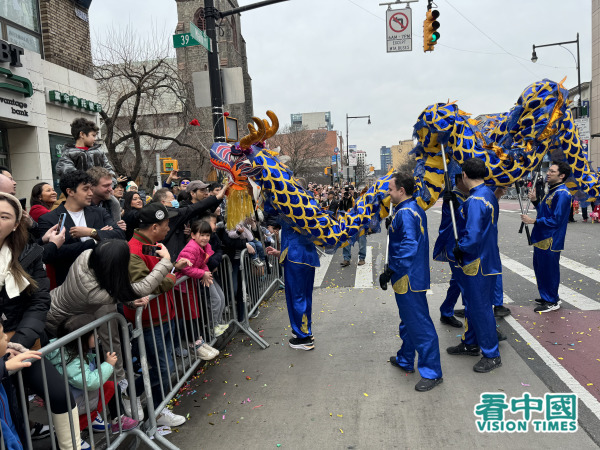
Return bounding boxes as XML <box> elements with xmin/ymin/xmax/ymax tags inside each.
<box><xmin>209</xmin><ymin>79</ymin><xmax>598</xmax><ymax>249</ymax></box>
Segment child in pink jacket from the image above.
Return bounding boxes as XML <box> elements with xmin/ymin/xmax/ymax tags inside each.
<box><xmin>177</xmin><ymin>220</ymin><xmax>229</xmax><ymax>338</ymax></box>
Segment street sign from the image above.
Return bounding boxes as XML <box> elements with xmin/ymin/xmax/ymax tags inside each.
<box><xmin>334</xmin><ymin>147</ymin><xmax>339</xmax><ymax>154</ymax></box>
<box><xmin>189</xmin><ymin>22</ymin><xmax>212</xmax><ymax>52</ymax></box>
<box><xmin>173</xmin><ymin>33</ymin><xmax>200</xmax><ymax>48</ymax></box>
<box><xmin>386</xmin><ymin>8</ymin><xmax>412</xmax><ymax>52</ymax></box>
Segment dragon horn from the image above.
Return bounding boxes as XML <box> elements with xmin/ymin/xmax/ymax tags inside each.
<box><xmin>262</xmin><ymin>110</ymin><xmax>279</xmax><ymax>140</ymax></box>
<box><xmin>239</xmin><ymin>117</ymin><xmax>266</xmax><ymax>149</ymax></box>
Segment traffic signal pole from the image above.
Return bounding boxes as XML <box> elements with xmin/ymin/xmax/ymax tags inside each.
<box><xmin>203</xmin><ymin>0</ymin><xmax>289</xmax><ymax>142</ymax></box>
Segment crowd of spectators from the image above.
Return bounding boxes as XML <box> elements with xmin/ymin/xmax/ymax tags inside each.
<box><xmin>0</xmin><ymin>116</ymin><xmax>370</xmax><ymax>449</ymax></box>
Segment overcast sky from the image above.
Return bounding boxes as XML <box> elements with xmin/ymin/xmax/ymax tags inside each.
<box><xmin>90</xmin><ymin>0</ymin><xmax>592</xmax><ymax>169</ymax></box>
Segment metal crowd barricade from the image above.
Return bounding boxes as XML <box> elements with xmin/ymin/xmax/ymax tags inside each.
<box><xmin>3</xmin><ymin>312</ymin><xmax>149</xmax><ymax>450</ymax></box>
<box><xmin>237</xmin><ymin>249</ymin><xmax>283</xmax><ymax>349</ymax></box>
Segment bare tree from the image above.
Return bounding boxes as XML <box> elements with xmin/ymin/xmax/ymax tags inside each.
<box><xmin>268</xmin><ymin>125</ymin><xmax>330</xmax><ymax>178</ymax></box>
<box><xmin>93</xmin><ymin>25</ymin><xmax>207</xmax><ymax>182</ymax></box>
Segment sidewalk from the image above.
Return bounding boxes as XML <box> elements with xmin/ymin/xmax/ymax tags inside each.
<box><xmin>167</xmin><ymin>284</ymin><xmax>597</xmax><ymax>449</ymax></box>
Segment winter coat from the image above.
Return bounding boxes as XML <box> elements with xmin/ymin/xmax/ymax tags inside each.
<box><xmin>123</xmin><ymin>230</ymin><xmax>177</xmax><ymax>328</ymax></box>
<box><xmin>163</xmin><ymin>196</ymin><xmax>220</xmax><ymax>261</ymax></box>
<box><xmin>0</xmin><ymin>356</ymin><xmax>25</xmax><ymax>450</ymax></box>
<box><xmin>55</xmin><ymin>144</ymin><xmax>116</xmax><ymax>181</ymax></box>
<box><xmin>46</xmin><ymin>340</ymin><xmax>114</xmax><ymax>391</ymax></box>
<box><xmin>29</xmin><ymin>204</ymin><xmax>51</xmax><ymax>223</ymax></box>
<box><xmin>46</xmin><ymin>249</ymin><xmax>173</xmax><ymax>336</ymax></box>
<box><xmin>0</xmin><ymin>243</ymin><xmax>50</xmax><ymax>350</ymax></box>
<box><xmin>175</xmin><ymin>240</ymin><xmax>214</xmax><ymax>320</ymax></box>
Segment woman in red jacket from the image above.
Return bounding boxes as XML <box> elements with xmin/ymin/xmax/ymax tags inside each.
<box><xmin>29</xmin><ymin>182</ymin><xmax>57</xmax><ymax>223</ymax></box>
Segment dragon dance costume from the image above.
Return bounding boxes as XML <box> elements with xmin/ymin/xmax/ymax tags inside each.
<box><xmin>279</xmin><ymin>222</ymin><xmax>320</xmax><ymax>339</ymax></box>
<box><xmin>530</xmin><ymin>182</ymin><xmax>572</xmax><ymax>304</ymax></box>
<box><xmin>456</xmin><ymin>184</ymin><xmax>501</xmax><ymax>359</ymax></box>
<box><xmin>389</xmin><ymin>198</ymin><xmax>442</xmax><ymax>380</ymax></box>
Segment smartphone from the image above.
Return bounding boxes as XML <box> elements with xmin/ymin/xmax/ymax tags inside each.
<box><xmin>57</xmin><ymin>213</ymin><xmax>67</xmax><ymax>233</ymax></box>
<box><xmin>141</xmin><ymin>244</ymin><xmax>160</xmax><ymax>257</ymax></box>
<box><xmin>19</xmin><ymin>198</ymin><xmax>26</xmax><ymax>209</ymax></box>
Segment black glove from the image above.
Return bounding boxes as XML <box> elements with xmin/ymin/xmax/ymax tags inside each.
<box><xmin>453</xmin><ymin>246</ymin><xmax>464</xmax><ymax>266</ymax></box>
<box><xmin>443</xmin><ymin>190</ymin><xmax>459</xmax><ymax>211</ymax></box>
<box><xmin>385</xmin><ymin>216</ymin><xmax>392</xmax><ymax>229</ymax></box>
<box><xmin>379</xmin><ymin>265</ymin><xmax>393</xmax><ymax>290</ymax></box>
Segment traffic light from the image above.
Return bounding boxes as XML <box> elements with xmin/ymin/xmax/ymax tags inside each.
<box><xmin>423</xmin><ymin>9</ymin><xmax>440</xmax><ymax>52</ymax></box>
<box><xmin>161</xmin><ymin>158</ymin><xmax>178</xmax><ymax>174</ymax></box>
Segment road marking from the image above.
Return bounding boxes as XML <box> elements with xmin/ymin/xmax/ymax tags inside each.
<box><xmin>504</xmin><ymin>295</ymin><xmax>600</xmax><ymax>420</ymax></box>
<box><xmin>500</xmin><ymin>209</ymin><xmax>520</xmax><ymax>213</ymax></box>
<box><xmin>500</xmin><ymin>253</ymin><xmax>600</xmax><ymax>310</ymax></box>
<box><xmin>314</xmin><ymin>252</ymin><xmax>333</xmax><ymax>288</ymax></box>
<box><xmin>560</xmin><ymin>256</ymin><xmax>600</xmax><ymax>284</ymax></box>
<box><xmin>354</xmin><ymin>246</ymin><xmax>373</xmax><ymax>289</ymax></box>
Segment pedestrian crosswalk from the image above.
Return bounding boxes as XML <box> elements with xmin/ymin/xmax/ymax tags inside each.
<box><xmin>312</xmin><ymin>238</ymin><xmax>600</xmax><ymax>313</ymax></box>
<box><xmin>499</xmin><ymin>253</ymin><xmax>600</xmax><ymax>311</ymax></box>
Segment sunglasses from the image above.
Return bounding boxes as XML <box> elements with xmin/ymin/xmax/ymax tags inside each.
<box><xmin>180</xmin><ymin>181</ymin><xmax>190</xmax><ymax>185</ymax></box>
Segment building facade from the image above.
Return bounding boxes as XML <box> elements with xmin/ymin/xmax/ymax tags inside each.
<box><xmin>591</xmin><ymin>0</ymin><xmax>599</xmax><ymax>171</ymax></box>
<box><xmin>391</xmin><ymin>139</ymin><xmax>413</xmax><ymax>170</ymax></box>
<box><xmin>0</xmin><ymin>0</ymin><xmax>99</xmax><ymax>199</ymax></box>
<box><xmin>380</xmin><ymin>145</ymin><xmax>391</xmax><ymax>172</ymax></box>
<box><xmin>174</xmin><ymin>0</ymin><xmax>254</xmax><ymax>163</ymax></box>
<box><xmin>290</xmin><ymin>111</ymin><xmax>333</xmax><ymax>131</ymax></box>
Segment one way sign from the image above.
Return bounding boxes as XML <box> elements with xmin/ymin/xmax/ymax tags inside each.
<box><xmin>386</xmin><ymin>8</ymin><xmax>412</xmax><ymax>52</ymax></box>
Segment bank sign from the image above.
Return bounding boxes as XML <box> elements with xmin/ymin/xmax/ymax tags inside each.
<box><xmin>0</xmin><ymin>40</ymin><xmax>32</xmax><ymax>122</ymax></box>
<box><xmin>48</xmin><ymin>90</ymin><xmax>102</xmax><ymax>113</ymax></box>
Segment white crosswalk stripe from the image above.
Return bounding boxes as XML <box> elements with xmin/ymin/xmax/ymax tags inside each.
<box><xmin>500</xmin><ymin>253</ymin><xmax>600</xmax><ymax>310</ymax></box>
<box><xmin>354</xmin><ymin>246</ymin><xmax>373</xmax><ymax>289</ymax></box>
<box><xmin>313</xmin><ymin>252</ymin><xmax>333</xmax><ymax>288</ymax></box>
<box><xmin>503</xmin><ymin>294</ymin><xmax>600</xmax><ymax>420</ymax></box>
<box><xmin>559</xmin><ymin>256</ymin><xmax>600</xmax><ymax>284</ymax></box>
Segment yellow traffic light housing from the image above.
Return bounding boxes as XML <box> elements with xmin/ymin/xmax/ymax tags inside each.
<box><xmin>161</xmin><ymin>158</ymin><xmax>178</xmax><ymax>174</ymax></box>
<box><xmin>423</xmin><ymin>9</ymin><xmax>440</xmax><ymax>52</ymax></box>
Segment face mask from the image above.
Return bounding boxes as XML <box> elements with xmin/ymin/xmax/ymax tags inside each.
<box><xmin>170</xmin><ymin>199</ymin><xmax>180</xmax><ymax>208</ymax></box>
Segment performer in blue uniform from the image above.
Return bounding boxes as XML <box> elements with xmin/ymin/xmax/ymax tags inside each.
<box><xmin>447</xmin><ymin>158</ymin><xmax>502</xmax><ymax>373</ymax></box>
<box><xmin>381</xmin><ymin>172</ymin><xmax>443</xmax><ymax>392</ymax></box>
<box><xmin>266</xmin><ymin>221</ymin><xmax>319</xmax><ymax>350</ymax></box>
<box><xmin>434</xmin><ymin>175</ymin><xmax>468</xmax><ymax>328</ymax></box>
<box><xmin>521</xmin><ymin>161</ymin><xmax>572</xmax><ymax>313</ymax></box>
<box><xmin>434</xmin><ymin>175</ymin><xmax>511</xmax><ymax>328</ymax></box>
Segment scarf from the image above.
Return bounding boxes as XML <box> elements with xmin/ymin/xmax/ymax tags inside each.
<box><xmin>0</xmin><ymin>245</ymin><xmax>29</xmax><ymax>298</ymax></box>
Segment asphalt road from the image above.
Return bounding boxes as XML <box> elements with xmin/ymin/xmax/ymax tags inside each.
<box><xmin>162</xmin><ymin>199</ymin><xmax>600</xmax><ymax>449</ymax></box>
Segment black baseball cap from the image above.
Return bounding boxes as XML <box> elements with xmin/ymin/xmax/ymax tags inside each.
<box><xmin>139</xmin><ymin>202</ymin><xmax>178</xmax><ymax>224</ymax></box>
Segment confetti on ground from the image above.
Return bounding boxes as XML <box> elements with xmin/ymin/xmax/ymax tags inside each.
<box><xmin>363</xmin><ymin>393</ymin><xmax>368</xmax><ymax>397</ymax></box>
<box><xmin>253</xmin><ymin>405</ymin><xmax>264</xmax><ymax>409</ymax></box>
<box><xmin>521</xmin><ymin>383</ymin><xmax>530</xmax><ymax>387</ymax></box>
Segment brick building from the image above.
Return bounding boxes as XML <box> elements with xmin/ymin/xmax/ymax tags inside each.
<box><xmin>0</xmin><ymin>0</ymin><xmax>99</xmax><ymax>198</ymax></box>
<box><xmin>173</xmin><ymin>0</ymin><xmax>254</xmax><ymax>166</ymax></box>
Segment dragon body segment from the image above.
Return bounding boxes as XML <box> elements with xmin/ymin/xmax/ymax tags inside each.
<box><xmin>209</xmin><ymin>79</ymin><xmax>598</xmax><ymax>249</ymax></box>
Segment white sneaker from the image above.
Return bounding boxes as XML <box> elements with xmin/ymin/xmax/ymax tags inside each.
<box><xmin>122</xmin><ymin>393</ymin><xmax>144</xmax><ymax>421</ymax></box>
<box><xmin>201</xmin><ymin>342</ymin><xmax>220</xmax><ymax>359</ymax></box>
<box><xmin>81</xmin><ymin>439</ymin><xmax>91</xmax><ymax>450</ymax></box>
<box><xmin>156</xmin><ymin>408</ymin><xmax>186</xmax><ymax>427</ymax></box>
<box><xmin>190</xmin><ymin>339</ymin><xmax>218</xmax><ymax>360</ymax></box>
<box><xmin>91</xmin><ymin>415</ymin><xmax>106</xmax><ymax>433</ymax></box>
<box><xmin>213</xmin><ymin>324</ymin><xmax>229</xmax><ymax>337</ymax></box>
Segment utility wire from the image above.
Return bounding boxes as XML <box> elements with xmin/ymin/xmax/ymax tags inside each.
<box><xmin>344</xmin><ymin>0</ymin><xmax>573</xmax><ymax>69</ymax></box>
<box><xmin>444</xmin><ymin>0</ymin><xmax>539</xmax><ymax>77</ymax></box>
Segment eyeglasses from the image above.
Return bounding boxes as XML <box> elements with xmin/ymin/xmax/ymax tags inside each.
<box><xmin>180</xmin><ymin>181</ymin><xmax>190</xmax><ymax>185</ymax></box>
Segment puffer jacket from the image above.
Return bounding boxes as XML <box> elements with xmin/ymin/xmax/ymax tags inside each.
<box><xmin>0</xmin><ymin>243</ymin><xmax>51</xmax><ymax>349</ymax></box>
<box><xmin>55</xmin><ymin>143</ymin><xmax>115</xmax><ymax>180</ymax></box>
<box><xmin>46</xmin><ymin>249</ymin><xmax>173</xmax><ymax>335</ymax></box>
<box><xmin>45</xmin><ymin>340</ymin><xmax>113</xmax><ymax>391</ymax></box>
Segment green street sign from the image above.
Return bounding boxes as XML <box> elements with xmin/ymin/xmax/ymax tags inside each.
<box><xmin>189</xmin><ymin>22</ymin><xmax>212</xmax><ymax>52</ymax></box>
<box><xmin>173</xmin><ymin>33</ymin><xmax>200</xmax><ymax>48</ymax></box>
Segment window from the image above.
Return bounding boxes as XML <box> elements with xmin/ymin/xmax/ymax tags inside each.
<box><xmin>0</xmin><ymin>0</ymin><xmax>42</xmax><ymax>54</ymax></box>
<box><xmin>193</xmin><ymin>8</ymin><xmax>206</xmax><ymax>31</ymax></box>
<box><xmin>49</xmin><ymin>134</ymin><xmax>72</xmax><ymax>194</ymax></box>
<box><xmin>0</xmin><ymin>129</ymin><xmax>10</xmax><ymax>170</ymax></box>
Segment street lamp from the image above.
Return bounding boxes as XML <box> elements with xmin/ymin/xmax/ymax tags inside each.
<box><xmin>531</xmin><ymin>33</ymin><xmax>581</xmax><ymax>109</ymax></box>
<box><xmin>345</xmin><ymin>113</ymin><xmax>371</xmax><ymax>183</ymax></box>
